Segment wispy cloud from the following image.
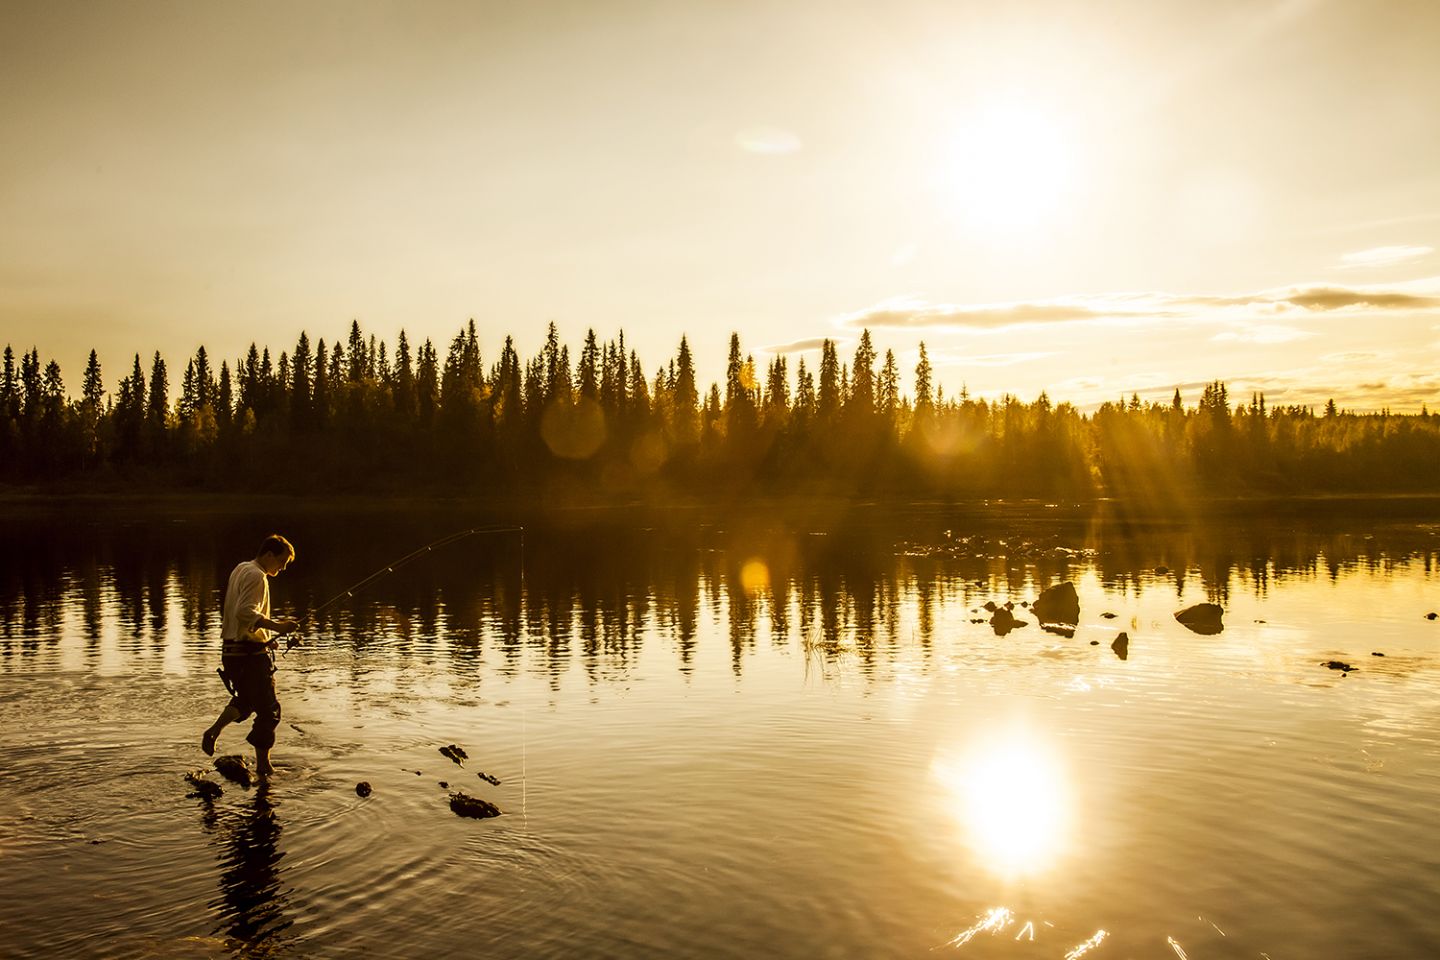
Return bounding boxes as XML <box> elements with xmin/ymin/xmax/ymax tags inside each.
<box><xmin>1339</xmin><ymin>245</ymin><xmax>1433</xmax><ymax>269</ymax></box>
<box><xmin>759</xmin><ymin>336</ymin><xmax>841</xmax><ymax>354</ymax></box>
<box><xmin>836</xmin><ymin>278</ymin><xmax>1440</xmax><ymax>333</ymax></box>
<box><xmin>1212</xmin><ymin>325</ymin><xmax>1314</xmax><ymax>344</ymax></box>
<box><xmin>1321</xmin><ymin>351</ymin><xmax>1384</xmax><ymax>363</ymax></box>
<box><xmin>929</xmin><ymin>350</ymin><xmax>1057</xmax><ymax>367</ymax></box>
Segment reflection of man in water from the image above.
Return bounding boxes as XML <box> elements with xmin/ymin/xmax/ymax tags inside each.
<box><xmin>208</xmin><ymin>782</ymin><xmax>295</xmax><ymax>949</ymax></box>
<box><xmin>202</xmin><ymin>535</ymin><xmax>298</xmax><ymax>777</ymax></box>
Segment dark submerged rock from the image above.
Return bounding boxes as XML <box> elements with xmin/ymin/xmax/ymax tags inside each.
<box><xmin>1033</xmin><ymin>582</ymin><xmax>1080</xmax><ymax>626</ymax></box>
<box><xmin>449</xmin><ymin>791</ymin><xmax>502</xmax><ymax>819</ymax></box>
<box><xmin>1154</xmin><ymin>565</ymin><xmax>1170</xmax><ymax>575</ymax></box>
<box><xmin>1371</xmin><ymin>652</ymin><xmax>1385</xmax><ymax>657</ymax></box>
<box><xmin>477</xmin><ymin>771</ymin><xmax>501</xmax><ymax>786</ymax></box>
<box><xmin>1044</xmin><ymin>624</ymin><xmax>1077</xmax><ymax>638</ymax></box>
<box><xmin>439</xmin><ymin>744</ymin><xmax>468</xmax><ymax>766</ymax></box>
<box><xmin>1427</xmin><ymin>612</ymin><xmax>1438</xmax><ymax>620</ymax></box>
<box><xmin>355</xmin><ymin>781</ymin><xmax>372</xmax><ymax>797</ymax></box>
<box><xmin>982</xmin><ymin>601</ymin><xmax>998</xmax><ymax>613</ymax></box>
<box><xmin>1175</xmin><ymin>603</ymin><xmax>1225</xmax><ymax>635</ymax></box>
<box><xmin>213</xmin><ymin>755</ymin><xmax>253</xmax><ymax>788</ymax></box>
<box><xmin>1321</xmin><ymin>660</ymin><xmax>1357</xmax><ymax>672</ymax></box>
<box><xmin>1112</xmin><ymin>631</ymin><xmax>1129</xmax><ymax>660</ymax></box>
<box><xmin>184</xmin><ymin>771</ymin><xmax>223</xmax><ymax>800</ymax></box>
<box><xmin>989</xmin><ymin>607</ymin><xmax>1027</xmax><ymax>636</ymax></box>
<box><xmin>439</xmin><ymin>781</ymin><xmax>449</xmax><ymax>788</ymax></box>
<box><xmin>1101</xmin><ymin>612</ymin><xmax>1117</xmax><ymax>620</ymax></box>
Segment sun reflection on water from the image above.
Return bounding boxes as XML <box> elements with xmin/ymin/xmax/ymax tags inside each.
<box><xmin>933</xmin><ymin>729</ymin><xmax>1071</xmax><ymax>877</ymax></box>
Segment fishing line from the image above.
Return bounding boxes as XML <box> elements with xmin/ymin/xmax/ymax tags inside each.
<box><xmin>281</xmin><ymin>524</ymin><xmax>525</xmax><ymax>654</ymax></box>
<box><xmin>274</xmin><ymin>522</ymin><xmax>531</xmax><ymax>818</ymax></box>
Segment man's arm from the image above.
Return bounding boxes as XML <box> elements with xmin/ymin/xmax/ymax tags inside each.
<box><xmin>235</xmin><ymin>570</ymin><xmax>297</xmax><ymax>642</ymax></box>
<box><xmin>254</xmin><ymin>615</ymin><xmax>298</xmax><ymax>635</ymax></box>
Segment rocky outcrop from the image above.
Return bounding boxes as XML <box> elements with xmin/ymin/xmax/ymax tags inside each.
<box><xmin>1112</xmin><ymin>632</ymin><xmax>1129</xmax><ymax>660</ymax></box>
<box><xmin>449</xmin><ymin>792</ymin><xmax>502</xmax><ymax>819</ymax></box>
<box><xmin>355</xmin><ymin>781</ymin><xmax>372</xmax><ymax>797</ymax></box>
<box><xmin>1321</xmin><ymin>660</ymin><xmax>1356</xmax><ymax>672</ymax></box>
<box><xmin>1174</xmin><ymin>603</ymin><xmax>1224</xmax><ymax>635</ymax></box>
<box><xmin>439</xmin><ymin>744</ymin><xmax>468</xmax><ymax>766</ymax></box>
<box><xmin>477</xmin><ymin>772</ymin><xmax>501</xmax><ymax>786</ymax></box>
<box><xmin>1033</xmin><ymin>582</ymin><xmax>1080</xmax><ymax>625</ymax></box>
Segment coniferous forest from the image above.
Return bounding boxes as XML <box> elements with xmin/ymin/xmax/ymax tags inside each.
<box><xmin>3</xmin><ymin>320</ymin><xmax>1438</xmax><ymax>500</ymax></box>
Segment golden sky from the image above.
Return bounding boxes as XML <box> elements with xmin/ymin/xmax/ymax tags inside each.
<box><xmin>3</xmin><ymin>0</ymin><xmax>1438</xmax><ymax>409</ymax></box>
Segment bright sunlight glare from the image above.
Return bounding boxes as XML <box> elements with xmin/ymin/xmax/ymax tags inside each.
<box><xmin>942</xmin><ymin>103</ymin><xmax>1078</xmax><ymax>232</ymax></box>
<box><xmin>933</xmin><ymin>729</ymin><xmax>1071</xmax><ymax>877</ymax></box>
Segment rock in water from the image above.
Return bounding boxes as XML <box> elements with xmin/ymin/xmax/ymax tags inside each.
<box><xmin>355</xmin><ymin>781</ymin><xmax>372</xmax><ymax>797</ymax></box>
<box><xmin>1154</xmin><ymin>565</ymin><xmax>1170</xmax><ymax>575</ymax></box>
<box><xmin>439</xmin><ymin>744</ymin><xmax>468</xmax><ymax>766</ymax></box>
<box><xmin>213</xmin><ymin>755</ymin><xmax>253</xmax><ymax>788</ymax></box>
<box><xmin>1174</xmin><ymin>603</ymin><xmax>1225</xmax><ymax>635</ymax></box>
<box><xmin>477</xmin><ymin>771</ymin><xmax>501</xmax><ymax>786</ymax></box>
<box><xmin>1112</xmin><ymin>631</ymin><xmax>1129</xmax><ymax>661</ymax></box>
<box><xmin>184</xmin><ymin>771</ymin><xmax>223</xmax><ymax>800</ymax></box>
<box><xmin>989</xmin><ymin>606</ymin><xmax>1027</xmax><ymax>636</ymax></box>
<box><xmin>1321</xmin><ymin>660</ymin><xmax>1357</xmax><ymax>672</ymax></box>
<box><xmin>449</xmin><ymin>791</ymin><xmax>502</xmax><ymax>819</ymax></box>
<box><xmin>1033</xmin><ymin>582</ymin><xmax>1080</xmax><ymax>625</ymax></box>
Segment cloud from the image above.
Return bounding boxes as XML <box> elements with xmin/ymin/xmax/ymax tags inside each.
<box><xmin>1321</xmin><ymin>351</ymin><xmax>1383</xmax><ymax>364</ymax></box>
<box><xmin>1212</xmin><ymin>325</ymin><xmax>1315</xmax><ymax>344</ymax></box>
<box><xmin>836</xmin><ymin>278</ymin><xmax>1440</xmax><ymax>333</ymax></box>
<box><xmin>835</xmin><ymin>295</ymin><xmax>1118</xmax><ymax>330</ymax></box>
<box><xmin>1270</xmin><ymin>288</ymin><xmax>1440</xmax><ymax>311</ymax></box>
<box><xmin>1339</xmin><ymin>245</ymin><xmax>1434</xmax><ymax>269</ymax></box>
<box><xmin>929</xmin><ymin>350</ymin><xmax>1056</xmax><ymax>367</ymax></box>
<box><xmin>759</xmin><ymin>336</ymin><xmax>835</xmax><ymax>354</ymax></box>
<box><xmin>735</xmin><ymin>127</ymin><xmax>802</xmax><ymax>155</ymax></box>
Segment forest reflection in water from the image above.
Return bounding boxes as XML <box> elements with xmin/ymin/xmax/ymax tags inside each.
<box><xmin>3</xmin><ymin>498</ymin><xmax>1438</xmax><ymax>680</ymax></box>
<box><xmin>2</xmin><ymin>498</ymin><xmax>1439</xmax><ymax>958</ymax></box>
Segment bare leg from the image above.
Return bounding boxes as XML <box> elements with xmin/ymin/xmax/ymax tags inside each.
<box><xmin>203</xmin><ymin>705</ymin><xmax>241</xmax><ymax>755</ymax></box>
<box><xmin>255</xmin><ymin>746</ymin><xmax>275</xmax><ymax>777</ymax></box>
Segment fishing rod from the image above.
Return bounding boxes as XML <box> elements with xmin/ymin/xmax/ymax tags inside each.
<box><xmin>280</xmin><ymin>524</ymin><xmax>525</xmax><ymax>654</ymax></box>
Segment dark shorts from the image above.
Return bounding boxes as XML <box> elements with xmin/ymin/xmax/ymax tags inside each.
<box><xmin>221</xmin><ymin>654</ymin><xmax>281</xmax><ymax>749</ymax></box>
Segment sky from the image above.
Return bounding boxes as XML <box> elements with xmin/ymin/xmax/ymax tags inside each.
<box><xmin>3</xmin><ymin>0</ymin><xmax>1439</xmax><ymax>411</ymax></box>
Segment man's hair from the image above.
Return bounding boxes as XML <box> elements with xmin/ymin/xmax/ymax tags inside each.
<box><xmin>258</xmin><ymin>534</ymin><xmax>296</xmax><ymax>560</ymax></box>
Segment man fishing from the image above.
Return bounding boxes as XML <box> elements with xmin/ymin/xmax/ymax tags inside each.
<box><xmin>202</xmin><ymin>534</ymin><xmax>299</xmax><ymax>777</ymax></box>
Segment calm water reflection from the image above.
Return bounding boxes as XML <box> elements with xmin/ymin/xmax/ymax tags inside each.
<box><xmin>0</xmin><ymin>500</ymin><xmax>1438</xmax><ymax>958</ymax></box>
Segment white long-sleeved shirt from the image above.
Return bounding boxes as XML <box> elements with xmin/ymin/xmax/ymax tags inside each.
<box><xmin>222</xmin><ymin>560</ymin><xmax>271</xmax><ymax>650</ymax></box>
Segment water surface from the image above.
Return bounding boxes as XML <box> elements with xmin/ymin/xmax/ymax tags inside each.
<box><xmin>1</xmin><ymin>501</ymin><xmax>1438</xmax><ymax>958</ymax></box>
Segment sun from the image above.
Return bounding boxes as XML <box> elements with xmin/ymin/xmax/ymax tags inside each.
<box><xmin>941</xmin><ymin>102</ymin><xmax>1078</xmax><ymax>233</ymax></box>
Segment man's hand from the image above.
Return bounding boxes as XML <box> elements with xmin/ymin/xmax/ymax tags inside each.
<box><xmin>274</xmin><ymin>618</ymin><xmax>300</xmax><ymax>635</ymax></box>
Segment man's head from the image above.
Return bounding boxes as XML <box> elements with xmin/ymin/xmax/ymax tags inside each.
<box><xmin>256</xmin><ymin>534</ymin><xmax>296</xmax><ymax>576</ymax></box>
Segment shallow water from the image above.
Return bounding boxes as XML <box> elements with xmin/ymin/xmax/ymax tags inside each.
<box><xmin>2</xmin><ymin>501</ymin><xmax>1439</xmax><ymax>958</ymax></box>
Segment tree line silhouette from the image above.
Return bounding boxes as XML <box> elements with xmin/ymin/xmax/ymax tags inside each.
<box><xmin>3</xmin><ymin>321</ymin><xmax>1437</xmax><ymax>498</ymax></box>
